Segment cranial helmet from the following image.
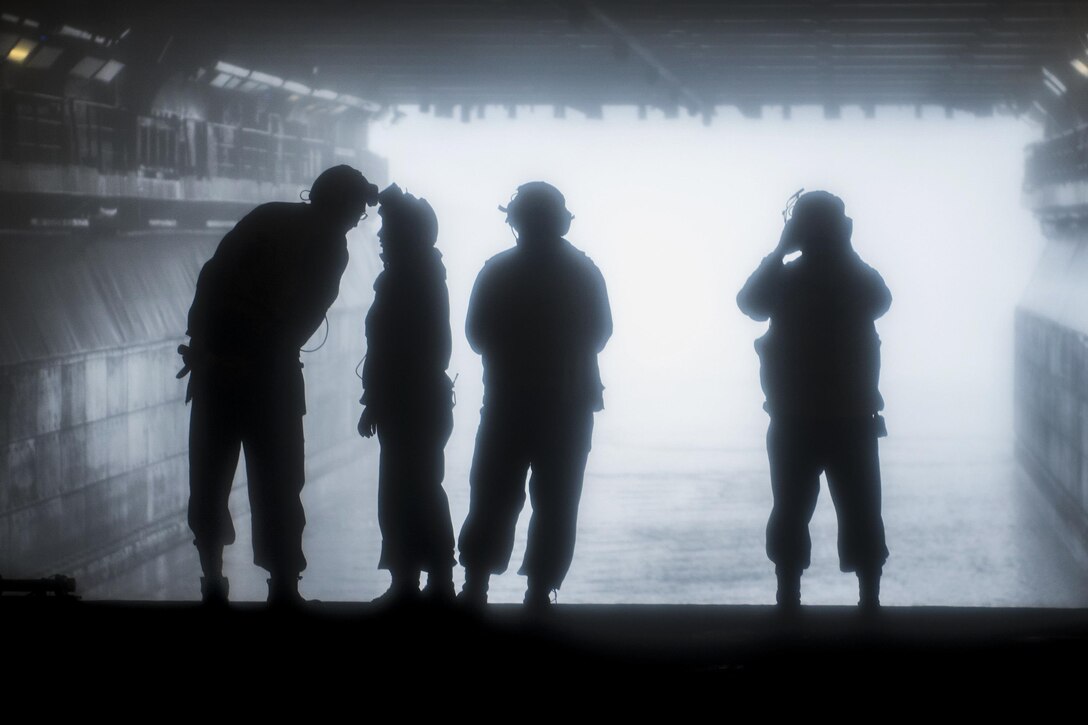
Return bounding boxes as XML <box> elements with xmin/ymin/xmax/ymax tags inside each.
<box><xmin>500</xmin><ymin>181</ymin><xmax>573</xmax><ymax>237</ymax></box>
<box><xmin>377</xmin><ymin>183</ymin><xmax>439</xmax><ymax>247</ymax></box>
<box><xmin>308</xmin><ymin>165</ymin><xmax>380</xmax><ymax>210</ymax></box>
<box><xmin>790</xmin><ymin>190</ymin><xmax>850</xmax><ymax>243</ymax></box>
<box><xmin>791</xmin><ymin>190</ymin><xmax>846</xmax><ymax>227</ymax></box>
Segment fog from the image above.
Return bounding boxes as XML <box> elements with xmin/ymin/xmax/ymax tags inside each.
<box><xmin>10</xmin><ymin>4</ymin><xmax>1088</xmax><ymax>611</ymax></box>
<box><xmin>291</xmin><ymin>107</ymin><xmax>1088</xmax><ymax>606</ymax></box>
<box><xmin>369</xmin><ymin>106</ymin><xmax>1043</xmax><ymax>450</ymax></box>
<box><xmin>86</xmin><ymin>106</ymin><xmax>1088</xmax><ymax>605</ymax></box>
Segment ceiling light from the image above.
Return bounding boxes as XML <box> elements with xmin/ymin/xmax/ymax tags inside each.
<box><xmin>250</xmin><ymin>71</ymin><xmax>283</xmax><ymax>87</ymax></box>
<box><xmin>7</xmin><ymin>37</ymin><xmax>36</xmax><ymax>63</ymax></box>
<box><xmin>214</xmin><ymin>60</ymin><xmax>250</xmax><ymax>77</ymax></box>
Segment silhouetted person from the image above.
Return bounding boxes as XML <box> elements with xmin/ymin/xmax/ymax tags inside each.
<box><xmin>358</xmin><ymin>184</ymin><xmax>456</xmax><ymax>605</ymax></box>
<box><xmin>457</xmin><ymin>182</ymin><xmax>612</xmax><ymax>609</ymax></box>
<box><xmin>180</xmin><ymin>165</ymin><xmax>379</xmax><ymax>605</ymax></box>
<box><xmin>737</xmin><ymin>190</ymin><xmax>890</xmax><ymax>610</ymax></box>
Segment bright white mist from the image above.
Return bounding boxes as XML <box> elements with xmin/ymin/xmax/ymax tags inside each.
<box><xmin>324</xmin><ymin>106</ymin><xmax>1086</xmax><ymax>606</ymax></box>
<box><xmin>370</xmin><ymin>106</ymin><xmax>1043</xmax><ymax>449</ymax></box>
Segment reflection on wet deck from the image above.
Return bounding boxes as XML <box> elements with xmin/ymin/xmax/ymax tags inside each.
<box><xmin>87</xmin><ymin>429</ymin><xmax>1088</xmax><ymax>607</ymax></box>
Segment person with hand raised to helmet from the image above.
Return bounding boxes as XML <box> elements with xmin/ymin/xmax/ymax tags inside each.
<box><xmin>738</xmin><ymin>190</ymin><xmax>891</xmax><ymax>613</ymax></box>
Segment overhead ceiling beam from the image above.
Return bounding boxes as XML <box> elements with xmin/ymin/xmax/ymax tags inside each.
<box><xmin>578</xmin><ymin>1</ymin><xmax>712</xmax><ymax>121</ymax></box>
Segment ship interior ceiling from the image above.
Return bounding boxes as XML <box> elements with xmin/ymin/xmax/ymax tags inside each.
<box><xmin>5</xmin><ymin>0</ymin><xmax>1088</xmax><ymax>621</ymax></box>
<box><xmin>13</xmin><ymin>0</ymin><xmax>1088</xmax><ymax>112</ymax></box>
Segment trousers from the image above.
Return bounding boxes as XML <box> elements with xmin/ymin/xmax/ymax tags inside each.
<box><xmin>187</xmin><ymin>363</ymin><xmax>307</xmax><ymax>576</ymax></box>
<box><xmin>765</xmin><ymin>416</ymin><xmax>888</xmax><ymax>574</ymax></box>
<box><xmin>376</xmin><ymin>405</ymin><xmax>455</xmax><ymax>574</ymax></box>
<box><xmin>458</xmin><ymin>401</ymin><xmax>594</xmax><ymax>591</ymax></box>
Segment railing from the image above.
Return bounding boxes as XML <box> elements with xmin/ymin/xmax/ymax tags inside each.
<box><xmin>72</xmin><ymin>99</ymin><xmax>129</xmax><ymax>171</ymax></box>
<box><xmin>1</xmin><ymin>91</ymin><xmax>67</xmax><ymax>164</ymax></box>
<box><xmin>0</xmin><ymin>89</ymin><xmax>351</xmax><ymax>186</ymax></box>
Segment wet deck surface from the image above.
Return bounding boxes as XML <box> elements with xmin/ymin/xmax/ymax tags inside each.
<box><xmin>87</xmin><ymin>431</ymin><xmax>1088</xmax><ymax>608</ymax></box>
<box><xmin>44</xmin><ymin>430</ymin><xmax>1087</xmax><ymax>702</ymax></box>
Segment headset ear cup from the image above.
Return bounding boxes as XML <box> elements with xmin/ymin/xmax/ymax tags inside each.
<box><xmin>505</xmin><ymin>184</ymin><xmax>571</xmax><ymax>236</ymax></box>
<box><xmin>557</xmin><ymin>210</ymin><xmax>572</xmax><ymax>236</ymax></box>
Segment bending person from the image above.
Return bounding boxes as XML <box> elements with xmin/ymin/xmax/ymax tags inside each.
<box><xmin>182</xmin><ymin>165</ymin><xmax>379</xmax><ymax>605</ymax></box>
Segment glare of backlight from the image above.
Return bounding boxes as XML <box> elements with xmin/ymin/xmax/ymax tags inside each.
<box><xmin>369</xmin><ymin>107</ymin><xmax>1043</xmax><ymax>447</ymax></box>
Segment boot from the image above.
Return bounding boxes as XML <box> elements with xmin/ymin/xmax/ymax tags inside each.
<box><xmin>776</xmin><ymin>567</ymin><xmax>802</xmax><ymax>611</ymax></box>
<box><xmin>523</xmin><ymin>580</ymin><xmax>554</xmax><ymax>613</ymax></box>
<box><xmin>197</xmin><ymin>545</ymin><xmax>226</xmax><ymax>605</ymax></box>
<box><xmin>372</xmin><ymin>570</ymin><xmax>421</xmax><ymax>607</ymax></box>
<box><xmin>858</xmin><ymin>568</ymin><xmax>881</xmax><ymax>611</ymax></box>
<box><xmin>267</xmin><ymin>574</ymin><xmax>305</xmax><ymax>608</ymax></box>
<box><xmin>421</xmin><ymin>569</ymin><xmax>456</xmax><ymax>605</ymax></box>
<box><xmin>457</xmin><ymin>569</ymin><xmax>489</xmax><ymax>609</ymax></box>
<box><xmin>200</xmin><ymin>576</ymin><xmax>229</xmax><ymax>606</ymax></box>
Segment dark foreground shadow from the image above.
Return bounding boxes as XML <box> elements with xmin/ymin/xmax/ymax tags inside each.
<box><xmin>5</xmin><ymin>598</ymin><xmax>1088</xmax><ymax>693</ymax></box>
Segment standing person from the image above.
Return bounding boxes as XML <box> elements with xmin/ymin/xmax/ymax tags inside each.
<box><xmin>457</xmin><ymin>182</ymin><xmax>612</xmax><ymax>609</ymax></box>
<box><xmin>737</xmin><ymin>190</ymin><xmax>890</xmax><ymax>611</ymax></box>
<box><xmin>358</xmin><ymin>184</ymin><xmax>456</xmax><ymax>605</ymax></box>
<box><xmin>180</xmin><ymin>165</ymin><xmax>379</xmax><ymax>605</ymax></box>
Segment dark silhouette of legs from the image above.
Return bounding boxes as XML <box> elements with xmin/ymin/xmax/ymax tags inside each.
<box><xmin>459</xmin><ymin>403</ymin><xmax>594</xmax><ymax>607</ymax></box>
<box><xmin>520</xmin><ymin>409</ymin><xmax>593</xmax><ymax>594</ymax></box>
<box><xmin>765</xmin><ymin>420</ymin><xmax>822</xmax><ymax>577</ymax></box>
<box><xmin>242</xmin><ymin>400</ymin><xmax>307</xmax><ymax>603</ymax></box>
<box><xmin>188</xmin><ymin>367</ymin><xmax>309</xmax><ymax>606</ymax></box>
<box><xmin>824</xmin><ymin>419</ymin><xmax>887</xmax><ymax>572</ymax></box>
<box><xmin>824</xmin><ymin>418</ymin><xmax>888</xmax><ymax>607</ymax></box>
<box><xmin>187</xmin><ymin>383</ymin><xmax>241</xmax><ymax>603</ymax></box>
<box><xmin>458</xmin><ymin>406</ymin><xmax>531</xmax><ymax>590</ymax></box>
<box><xmin>375</xmin><ymin>410</ymin><xmax>456</xmax><ymax>604</ymax></box>
<box><xmin>766</xmin><ymin>417</ymin><xmax>888</xmax><ymax>607</ymax></box>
